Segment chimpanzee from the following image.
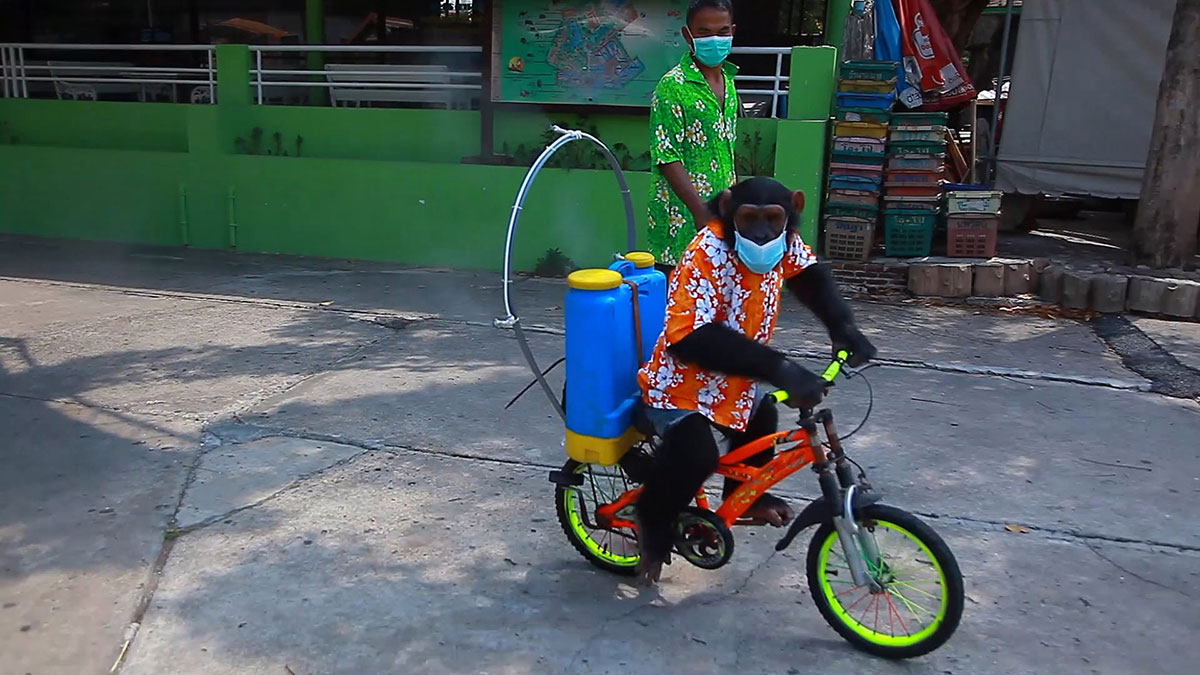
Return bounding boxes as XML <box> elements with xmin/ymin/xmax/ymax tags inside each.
<box><xmin>633</xmin><ymin>176</ymin><xmax>876</xmax><ymax>586</ymax></box>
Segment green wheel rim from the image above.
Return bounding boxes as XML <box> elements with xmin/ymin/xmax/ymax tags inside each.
<box><xmin>816</xmin><ymin>520</ymin><xmax>950</xmax><ymax>647</ymax></box>
<box><xmin>563</xmin><ymin>467</ymin><xmax>639</xmax><ymax>568</ymax></box>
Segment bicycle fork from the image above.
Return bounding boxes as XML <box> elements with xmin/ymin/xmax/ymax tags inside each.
<box><xmin>810</xmin><ymin>411</ymin><xmax>884</xmax><ymax>593</ymax></box>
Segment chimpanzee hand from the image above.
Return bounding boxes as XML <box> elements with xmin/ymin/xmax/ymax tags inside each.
<box><xmin>833</xmin><ymin>325</ymin><xmax>876</xmax><ymax>368</ymax></box>
<box><xmin>769</xmin><ymin>359</ymin><xmax>826</xmax><ymax>408</ymax></box>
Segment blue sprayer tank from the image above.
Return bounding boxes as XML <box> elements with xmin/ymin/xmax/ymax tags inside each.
<box><xmin>564</xmin><ymin>252</ymin><xmax>667</xmax><ymax>465</ymax></box>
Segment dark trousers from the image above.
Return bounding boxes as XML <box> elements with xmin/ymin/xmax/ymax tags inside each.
<box><xmin>635</xmin><ymin>400</ymin><xmax>779</xmax><ymax>558</ymax></box>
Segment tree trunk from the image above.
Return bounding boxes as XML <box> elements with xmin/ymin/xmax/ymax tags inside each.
<box><xmin>1131</xmin><ymin>0</ymin><xmax>1200</xmax><ymax>270</ymax></box>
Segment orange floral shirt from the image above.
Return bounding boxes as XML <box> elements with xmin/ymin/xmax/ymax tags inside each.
<box><xmin>638</xmin><ymin>221</ymin><xmax>817</xmax><ymax>431</ymax></box>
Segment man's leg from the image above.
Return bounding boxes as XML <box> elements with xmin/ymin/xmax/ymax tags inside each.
<box><xmin>722</xmin><ymin>398</ymin><xmax>794</xmax><ymax>526</ymax></box>
<box><xmin>635</xmin><ymin>413</ymin><xmax>720</xmax><ymax>585</ymax></box>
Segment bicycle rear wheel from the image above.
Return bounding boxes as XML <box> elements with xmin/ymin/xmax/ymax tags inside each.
<box><xmin>806</xmin><ymin>504</ymin><xmax>963</xmax><ymax>659</ymax></box>
<box><xmin>554</xmin><ymin>459</ymin><xmax>640</xmax><ymax>576</ymax></box>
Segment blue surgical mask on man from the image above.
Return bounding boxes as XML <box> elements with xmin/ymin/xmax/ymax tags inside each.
<box><xmin>734</xmin><ymin>229</ymin><xmax>787</xmax><ymax>274</ymax></box>
<box><xmin>686</xmin><ymin>28</ymin><xmax>733</xmax><ymax>67</ymax></box>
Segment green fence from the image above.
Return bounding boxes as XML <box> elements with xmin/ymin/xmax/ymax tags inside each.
<box><xmin>0</xmin><ymin>44</ymin><xmax>836</xmax><ymax>272</ymax></box>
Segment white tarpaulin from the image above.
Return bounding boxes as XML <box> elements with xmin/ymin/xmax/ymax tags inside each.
<box><xmin>996</xmin><ymin>0</ymin><xmax>1176</xmax><ymax>198</ymax></box>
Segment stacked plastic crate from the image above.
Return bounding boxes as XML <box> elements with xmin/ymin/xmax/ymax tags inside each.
<box><xmin>944</xmin><ymin>184</ymin><xmax>1005</xmax><ymax>257</ymax></box>
<box><xmin>823</xmin><ymin>61</ymin><xmax>897</xmax><ymax>261</ymax></box>
<box><xmin>882</xmin><ymin>112</ymin><xmax>949</xmax><ymax>257</ymax></box>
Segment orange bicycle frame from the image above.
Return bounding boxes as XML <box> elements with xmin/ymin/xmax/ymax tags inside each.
<box><xmin>593</xmin><ymin>424</ymin><xmax>820</xmax><ymax>531</ymax></box>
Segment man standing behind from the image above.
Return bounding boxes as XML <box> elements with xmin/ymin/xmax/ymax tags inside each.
<box><xmin>647</xmin><ymin>0</ymin><xmax>739</xmax><ymax>267</ymax></box>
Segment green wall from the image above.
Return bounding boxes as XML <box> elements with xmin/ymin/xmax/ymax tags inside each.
<box><xmin>0</xmin><ymin>44</ymin><xmax>835</xmax><ymax>271</ymax></box>
<box><xmin>0</xmin><ymin>99</ymin><xmax>189</xmax><ymax>152</ymax></box>
<box><xmin>0</xmin><ymin>139</ymin><xmax>647</xmax><ymax>271</ymax></box>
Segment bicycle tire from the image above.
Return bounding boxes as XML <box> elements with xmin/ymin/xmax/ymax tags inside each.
<box><xmin>554</xmin><ymin>459</ymin><xmax>640</xmax><ymax>576</ymax></box>
<box><xmin>806</xmin><ymin>504</ymin><xmax>963</xmax><ymax>659</ymax></box>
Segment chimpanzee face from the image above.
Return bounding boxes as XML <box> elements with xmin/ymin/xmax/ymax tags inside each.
<box><xmin>716</xmin><ymin>177</ymin><xmax>806</xmax><ymax>246</ymax></box>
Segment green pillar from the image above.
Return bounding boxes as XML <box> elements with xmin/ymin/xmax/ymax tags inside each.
<box><xmin>825</xmin><ymin>0</ymin><xmax>851</xmax><ymax>54</ymax></box>
<box><xmin>774</xmin><ymin>120</ymin><xmax>829</xmax><ymax>247</ymax></box>
<box><xmin>305</xmin><ymin>0</ymin><xmax>327</xmax><ymax>106</ymax></box>
<box><xmin>788</xmin><ymin>46</ymin><xmax>838</xmax><ymax>120</ymax></box>
<box><xmin>216</xmin><ymin>44</ymin><xmax>252</xmax><ymax>107</ymax></box>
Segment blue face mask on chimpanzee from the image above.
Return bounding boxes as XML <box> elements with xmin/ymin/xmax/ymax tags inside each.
<box><xmin>686</xmin><ymin>28</ymin><xmax>733</xmax><ymax>67</ymax></box>
<box><xmin>734</xmin><ymin>229</ymin><xmax>788</xmax><ymax>274</ymax></box>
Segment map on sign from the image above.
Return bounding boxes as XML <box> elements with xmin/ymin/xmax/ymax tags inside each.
<box><xmin>494</xmin><ymin>0</ymin><xmax>688</xmax><ymax>106</ymax></box>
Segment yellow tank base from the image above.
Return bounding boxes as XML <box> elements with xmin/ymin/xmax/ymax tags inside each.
<box><xmin>565</xmin><ymin>427</ymin><xmax>642</xmax><ymax>466</ymax></box>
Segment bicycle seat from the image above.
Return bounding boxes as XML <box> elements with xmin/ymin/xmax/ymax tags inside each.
<box><xmin>632</xmin><ymin>401</ymin><xmax>658</xmax><ymax>440</ymax></box>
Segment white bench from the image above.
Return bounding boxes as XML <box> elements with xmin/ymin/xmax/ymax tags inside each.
<box><xmin>48</xmin><ymin>61</ymin><xmax>147</xmax><ymax>101</ymax></box>
<box><xmin>324</xmin><ymin>63</ymin><xmax>470</xmax><ymax>109</ymax></box>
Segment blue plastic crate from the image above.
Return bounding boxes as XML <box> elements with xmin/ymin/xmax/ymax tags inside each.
<box><xmin>835</xmin><ymin>92</ymin><xmax>895</xmax><ymax>110</ymax></box>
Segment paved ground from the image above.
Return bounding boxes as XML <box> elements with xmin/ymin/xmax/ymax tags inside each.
<box><xmin>2</xmin><ymin>235</ymin><xmax>1199</xmax><ymax>675</ymax></box>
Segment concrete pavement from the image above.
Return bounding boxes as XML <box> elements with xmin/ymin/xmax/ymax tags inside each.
<box><xmin>2</xmin><ymin>235</ymin><xmax>1198</xmax><ymax>674</ymax></box>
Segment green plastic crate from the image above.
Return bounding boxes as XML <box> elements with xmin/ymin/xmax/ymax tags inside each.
<box><xmin>839</xmin><ymin>61</ymin><xmax>900</xmax><ymax>82</ymax></box>
<box><xmin>884</xmin><ymin>222</ymin><xmax>935</xmax><ymax>257</ymax></box>
<box><xmin>891</xmin><ymin>111</ymin><xmax>950</xmax><ymax>127</ymax></box>
<box><xmin>885</xmin><ymin>209</ymin><xmax>939</xmax><ymax>229</ymax></box>
<box><xmin>831</xmin><ymin>151</ymin><xmax>886</xmax><ymax>167</ymax></box>
<box><xmin>883</xmin><ymin>209</ymin><xmax>936</xmax><ymax>257</ymax></box>
<box><xmin>888</xmin><ymin>140</ymin><xmax>947</xmax><ymax>155</ymax></box>
<box><xmin>889</xmin><ymin>125</ymin><xmax>948</xmax><ymax>143</ymax></box>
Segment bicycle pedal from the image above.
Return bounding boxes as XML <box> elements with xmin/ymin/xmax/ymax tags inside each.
<box><xmin>735</xmin><ymin>517</ymin><xmax>769</xmax><ymax>526</ymax></box>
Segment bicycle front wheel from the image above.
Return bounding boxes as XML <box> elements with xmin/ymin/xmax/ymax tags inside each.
<box><xmin>807</xmin><ymin>504</ymin><xmax>963</xmax><ymax>659</ymax></box>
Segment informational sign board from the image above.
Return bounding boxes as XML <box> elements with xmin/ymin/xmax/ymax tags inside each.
<box><xmin>491</xmin><ymin>0</ymin><xmax>688</xmax><ymax>106</ymax></box>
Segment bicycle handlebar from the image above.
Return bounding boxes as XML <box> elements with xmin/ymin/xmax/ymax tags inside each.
<box><xmin>769</xmin><ymin>350</ymin><xmax>851</xmax><ymax>405</ymax></box>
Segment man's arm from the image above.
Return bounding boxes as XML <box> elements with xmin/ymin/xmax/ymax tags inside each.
<box><xmin>660</xmin><ymin>161</ymin><xmax>714</xmax><ymax>231</ymax></box>
<box><xmin>649</xmin><ymin>78</ymin><xmax>713</xmax><ymax>231</ymax></box>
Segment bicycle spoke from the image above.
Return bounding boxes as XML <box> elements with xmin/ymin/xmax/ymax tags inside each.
<box><xmin>859</xmin><ymin>592</ymin><xmax>881</xmax><ymax>628</ymax></box>
<box><xmin>890</xmin><ymin>579</ymin><xmax>942</xmax><ymax>601</ymax></box>
<box><xmin>885</xmin><ymin>593</ymin><xmax>911</xmax><ymax>635</ymax></box>
<box><xmin>843</xmin><ymin>590</ymin><xmax>873</xmax><ymax>613</ymax></box>
<box><xmin>890</xmin><ymin>587</ymin><xmax>935</xmax><ymax>622</ymax></box>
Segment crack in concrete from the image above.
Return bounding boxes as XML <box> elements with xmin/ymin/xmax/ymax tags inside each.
<box><xmin>695</xmin><ymin>551</ymin><xmax>777</xmax><ymax>608</ymax></box>
<box><xmin>909</xmin><ymin>510</ymin><xmax>1200</xmax><ymax>554</ymax></box>
<box><xmin>566</xmin><ymin>598</ymin><xmax>657</xmax><ymax>673</ymax></box>
<box><xmin>503</xmin><ymin>323</ymin><xmax>1151</xmax><ymax>391</ymax></box>
<box><xmin>0</xmin><ymin>390</ymin><xmax>207</xmax><ymax>421</ymax></box>
<box><xmin>1083</xmin><ymin>541</ymin><xmax>1192</xmax><ymax>598</ymax></box>
<box><xmin>4</xmin><ymin>273</ymin><xmax>1157</xmax><ymax>393</ymax></box>
<box><xmin>173</xmin><ymin>447</ymin><xmax>376</xmax><ymax>535</ymax></box>
<box><xmin>201</xmin><ymin>421</ymin><xmax>1200</xmax><ymax>555</ymax></box>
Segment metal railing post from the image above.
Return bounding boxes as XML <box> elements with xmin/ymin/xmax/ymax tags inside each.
<box><xmin>207</xmin><ymin>47</ymin><xmax>215</xmax><ymax>103</ymax></box>
<box><xmin>18</xmin><ymin>46</ymin><xmax>28</xmax><ymax>97</ymax></box>
<box><xmin>255</xmin><ymin>48</ymin><xmax>263</xmax><ymax>105</ymax></box>
<box><xmin>2</xmin><ymin>46</ymin><xmax>10</xmax><ymax>98</ymax></box>
<box><xmin>773</xmin><ymin>51</ymin><xmax>783</xmax><ymax>118</ymax></box>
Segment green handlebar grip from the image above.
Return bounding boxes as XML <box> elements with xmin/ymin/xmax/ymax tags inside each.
<box><xmin>822</xmin><ymin>350</ymin><xmax>851</xmax><ymax>382</ymax></box>
<box><xmin>770</xmin><ymin>351</ymin><xmax>851</xmax><ymax>403</ymax></box>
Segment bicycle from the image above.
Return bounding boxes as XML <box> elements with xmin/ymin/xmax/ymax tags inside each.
<box><xmin>548</xmin><ymin>352</ymin><xmax>964</xmax><ymax>659</ymax></box>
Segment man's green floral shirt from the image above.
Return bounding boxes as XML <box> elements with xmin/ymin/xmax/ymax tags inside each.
<box><xmin>647</xmin><ymin>52</ymin><xmax>739</xmax><ymax>265</ymax></box>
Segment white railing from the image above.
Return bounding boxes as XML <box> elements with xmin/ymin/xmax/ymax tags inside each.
<box><xmin>248</xmin><ymin>45</ymin><xmax>482</xmax><ymax>109</ymax></box>
<box><xmin>732</xmin><ymin>46</ymin><xmax>790</xmax><ymax>118</ymax></box>
<box><xmin>0</xmin><ymin>43</ymin><xmax>216</xmax><ymax>103</ymax></box>
<box><xmin>1</xmin><ymin>43</ymin><xmax>788</xmax><ymax>115</ymax></box>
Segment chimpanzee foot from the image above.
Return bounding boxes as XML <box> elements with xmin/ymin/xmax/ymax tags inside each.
<box><xmin>740</xmin><ymin>493</ymin><xmax>794</xmax><ymax>527</ymax></box>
